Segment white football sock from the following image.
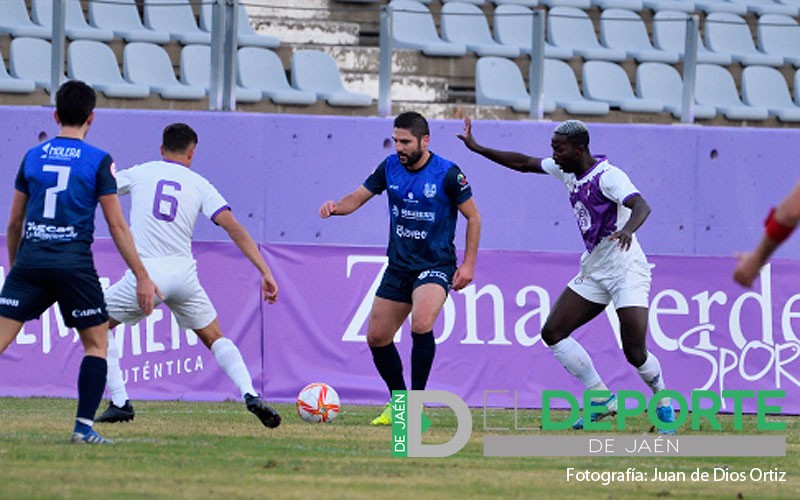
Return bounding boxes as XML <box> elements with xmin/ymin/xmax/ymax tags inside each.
<box><xmin>549</xmin><ymin>337</ymin><xmax>604</xmax><ymax>395</ymax></box>
<box><xmin>106</xmin><ymin>329</ymin><xmax>129</xmax><ymax>407</ymax></box>
<box><xmin>637</xmin><ymin>352</ymin><xmax>670</xmax><ymax>407</ymax></box>
<box><xmin>211</xmin><ymin>337</ymin><xmax>257</xmax><ymax>399</ymax></box>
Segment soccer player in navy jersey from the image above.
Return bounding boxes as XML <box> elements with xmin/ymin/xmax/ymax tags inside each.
<box><xmin>734</xmin><ymin>181</ymin><xmax>800</xmax><ymax>287</ymax></box>
<box><xmin>319</xmin><ymin>112</ymin><xmax>481</xmax><ymax>425</ymax></box>
<box><xmin>457</xmin><ymin>117</ymin><xmax>676</xmax><ymax>433</ymax></box>
<box><xmin>0</xmin><ymin>80</ymin><xmax>159</xmax><ymax>444</ymax></box>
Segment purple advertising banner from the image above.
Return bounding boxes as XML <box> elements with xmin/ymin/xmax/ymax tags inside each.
<box><xmin>261</xmin><ymin>244</ymin><xmax>800</xmax><ymax>414</ymax></box>
<box><xmin>2</xmin><ymin>239</ymin><xmax>798</xmax><ymax>414</ymax></box>
<box><xmin>0</xmin><ymin>238</ymin><xmax>264</xmax><ymax>402</ymax></box>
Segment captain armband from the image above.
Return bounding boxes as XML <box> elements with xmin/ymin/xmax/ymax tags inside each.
<box><xmin>764</xmin><ymin>207</ymin><xmax>796</xmax><ymax>243</ymax></box>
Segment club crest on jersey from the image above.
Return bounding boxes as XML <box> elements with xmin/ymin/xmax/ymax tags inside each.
<box><xmin>423</xmin><ymin>182</ymin><xmax>437</xmax><ymax>198</ymax></box>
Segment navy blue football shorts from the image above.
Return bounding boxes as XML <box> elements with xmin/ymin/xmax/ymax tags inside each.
<box><xmin>375</xmin><ymin>264</ymin><xmax>456</xmax><ymax>304</ymax></box>
<box><xmin>0</xmin><ymin>266</ymin><xmax>109</xmax><ymax>329</ymax></box>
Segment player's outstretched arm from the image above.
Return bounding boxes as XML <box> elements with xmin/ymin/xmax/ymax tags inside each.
<box><xmin>453</xmin><ymin>198</ymin><xmax>481</xmax><ymax>291</ymax></box>
<box><xmin>99</xmin><ymin>194</ymin><xmax>161</xmax><ymax>314</ymax></box>
<box><xmin>5</xmin><ymin>190</ymin><xmax>27</xmax><ymax>266</ymax></box>
<box><xmin>319</xmin><ymin>186</ymin><xmax>375</xmax><ymax>218</ymax></box>
<box><xmin>734</xmin><ymin>180</ymin><xmax>800</xmax><ymax>287</ymax></box>
<box><xmin>456</xmin><ymin>116</ymin><xmax>544</xmax><ymax>174</ymax></box>
<box><xmin>213</xmin><ymin>209</ymin><xmax>279</xmax><ymax>303</ymax></box>
<box><xmin>609</xmin><ymin>194</ymin><xmax>651</xmax><ymax>251</ymax></box>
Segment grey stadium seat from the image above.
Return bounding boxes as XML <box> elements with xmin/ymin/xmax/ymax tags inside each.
<box><xmin>144</xmin><ymin>0</ymin><xmax>210</xmax><ymax>45</ymax></box>
<box><xmin>600</xmin><ymin>9</ymin><xmax>680</xmax><ymax>63</ymax></box>
<box><xmin>440</xmin><ymin>2</ymin><xmax>520</xmax><ymax>58</ymax></box>
<box><xmin>543</xmin><ymin>58</ymin><xmax>610</xmax><ymax>115</ymax></box>
<box><xmin>741</xmin><ymin>66</ymin><xmax>800</xmax><ymax>122</ymax></box>
<box><xmin>475</xmin><ymin>56</ymin><xmax>556</xmax><ymax>113</ymax></box>
<box><xmin>237</xmin><ymin>47</ymin><xmax>317</xmax><ymax>106</ymax></box>
<box><xmin>389</xmin><ymin>0</ymin><xmax>467</xmax><ymax>57</ymax></box>
<box><xmin>704</xmin><ymin>13</ymin><xmax>785</xmax><ymax>66</ymax></box>
<box><xmin>31</xmin><ymin>0</ymin><xmax>114</xmax><ymax>41</ymax></box>
<box><xmin>199</xmin><ymin>3</ymin><xmax>280</xmax><ymax>48</ymax></box>
<box><xmin>757</xmin><ymin>14</ymin><xmax>800</xmax><ymax>67</ymax></box>
<box><xmin>653</xmin><ymin>10</ymin><xmax>733</xmax><ymax>65</ymax></box>
<box><xmin>548</xmin><ymin>7</ymin><xmax>628</xmax><ymax>61</ymax></box>
<box><xmin>635</xmin><ymin>62</ymin><xmax>717</xmax><ymax>119</ymax></box>
<box><xmin>0</xmin><ymin>55</ymin><xmax>36</xmax><ymax>94</ymax></box>
<box><xmin>123</xmin><ymin>42</ymin><xmax>206</xmax><ymax>99</ymax></box>
<box><xmin>493</xmin><ymin>4</ymin><xmax>573</xmax><ymax>59</ymax></box>
<box><xmin>180</xmin><ymin>45</ymin><xmax>262</xmax><ymax>103</ymax></box>
<box><xmin>68</xmin><ymin>40</ymin><xmax>151</xmax><ymax>99</ymax></box>
<box><xmin>291</xmin><ymin>50</ymin><xmax>372</xmax><ymax>107</ymax></box>
<box><xmin>581</xmin><ymin>61</ymin><xmax>665</xmax><ymax>113</ymax></box>
<box><xmin>9</xmin><ymin>37</ymin><xmax>65</xmax><ymax>92</ymax></box>
<box><xmin>695</xmin><ymin>63</ymin><xmax>769</xmax><ymax>120</ymax></box>
<box><xmin>0</xmin><ymin>0</ymin><xmax>50</xmax><ymax>38</ymax></box>
<box><xmin>89</xmin><ymin>0</ymin><xmax>170</xmax><ymax>44</ymax></box>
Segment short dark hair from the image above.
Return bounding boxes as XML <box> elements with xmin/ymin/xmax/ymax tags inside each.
<box><xmin>553</xmin><ymin>119</ymin><xmax>590</xmax><ymax>147</ymax></box>
<box><xmin>162</xmin><ymin>123</ymin><xmax>198</xmax><ymax>153</ymax></box>
<box><xmin>394</xmin><ymin>111</ymin><xmax>429</xmax><ymax>141</ymax></box>
<box><xmin>55</xmin><ymin>80</ymin><xmax>96</xmax><ymax>126</ymax></box>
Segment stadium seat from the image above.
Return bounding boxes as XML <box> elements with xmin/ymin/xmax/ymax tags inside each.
<box><xmin>539</xmin><ymin>0</ymin><xmax>592</xmax><ymax>8</ymax></box>
<box><xmin>741</xmin><ymin>66</ymin><xmax>800</xmax><ymax>121</ymax></box>
<box><xmin>389</xmin><ymin>1</ymin><xmax>467</xmax><ymax>57</ymax></box>
<box><xmin>757</xmin><ymin>14</ymin><xmax>800</xmax><ymax>67</ymax></box>
<box><xmin>600</xmin><ymin>9</ymin><xmax>680</xmax><ymax>63</ymax></box>
<box><xmin>695</xmin><ymin>64</ymin><xmax>769</xmax><ymax>120</ymax></box>
<box><xmin>31</xmin><ymin>0</ymin><xmax>114</xmax><ymax>41</ymax></box>
<box><xmin>199</xmin><ymin>3</ymin><xmax>280</xmax><ymax>48</ymax></box>
<box><xmin>493</xmin><ymin>5</ymin><xmax>573</xmax><ymax>60</ymax></box>
<box><xmin>693</xmin><ymin>0</ymin><xmax>748</xmax><ymax>13</ymax></box>
<box><xmin>475</xmin><ymin>56</ymin><xmax>556</xmax><ymax>113</ymax></box>
<box><xmin>728</xmin><ymin>0</ymin><xmax>798</xmax><ymax>15</ymax></box>
<box><xmin>180</xmin><ymin>45</ymin><xmax>262</xmax><ymax>103</ymax></box>
<box><xmin>89</xmin><ymin>0</ymin><xmax>170</xmax><ymax>44</ymax></box>
<box><xmin>291</xmin><ymin>50</ymin><xmax>373</xmax><ymax>107</ymax></box>
<box><xmin>440</xmin><ymin>2</ymin><xmax>520</xmax><ymax>57</ymax></box>
<box><xmin>592</xmin><ymin>0</ymin><xmax>644</xmax><ymax>10</ymax></box>
<box><xmin>237</xmin><ymin>47</ymin><xmax>317</xmax><ymax>105</ymax></box>
<box><xmin>635</xmin><ymin>62</ymin><xmax>718</xmax><ymax>119</ymax></box>
<box><xmin>68</xmin><ymin>40</ymin><xmax>150</xmax><ymax>99</ymax></box>
<box><xmin>548</xmin><ymin>7</ymin><xmax>627</xmax><ymax>61</ymax></box>
<box><xmin>653</xmin><ymin>10</ymin><xmax>733</xmax><ymax>65</ymax></box>
<box><xmin>640</xmin><ymin>0</ymin><xmax>696</xmax><ymax>12</ymax></box>
<box><xmin>123</xmin><ymin>42</ymin><xmax>206</xmax><ymax>99</ymax></box>
<box><xmin>543</xmin><ymin>58</ymin><xmax>610</xmax><ymax>115</ymax></box>
<box><xmin>705</xmin><ymin>13</ymin><xmax>785</xmax><ymax>67</ymax></box>
<box><xmin>9</xmin><ymin>37</ymin><xmax>65</xmax><ymax>92</ymax></box>
<box><xmin>0</xmin><ymin>55</ymin><xmax>36</xmax><ymax>94</ymax></box>
<box><xmin>441</xmin><ymin>0</ymin><xmax>486</xmax><ymax>4</ymax></box>
<box><xmin>582</xmin><ymin>61</ymin><xmax>664</xmax><ymax>113</ymax></box>
<box><xmin>0</xmin><ymin>0</ymin><xmax>51</xmax><ymax>38</ymax></box>
<box><xmin>489</xmin><ymin>0</ymin><xmax>539</xmax><ymax>6</ymax></box>
<box><xmin>143</xmin><ymin>0</ymin><xmax>210</xmax><ymax>45</ymax></box>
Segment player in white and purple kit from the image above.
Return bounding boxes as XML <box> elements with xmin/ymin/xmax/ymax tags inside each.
<box><xmin>97</xmin><ymin>123</ymin><xmax>281</xmax><ymax>429</ymax></box>
<box><xmin>458</xmin><ymin>118</ymin><xmax>676</xmax><ymax>434</ymax></box>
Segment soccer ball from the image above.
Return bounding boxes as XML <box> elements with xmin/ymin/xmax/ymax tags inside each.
<box><xmin>296</xmin><ymin>382</ymin><xmax>340</xmax><ymax>423</ymax></box>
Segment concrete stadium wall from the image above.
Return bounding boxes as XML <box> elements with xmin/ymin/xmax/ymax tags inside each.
<box><xmin>2</xmin><ymin>106</ymin><xmax>800</xmax><ymax>259</ymax></box>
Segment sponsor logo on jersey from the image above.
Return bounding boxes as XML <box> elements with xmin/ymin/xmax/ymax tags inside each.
<box><xmin>423</xmin><ymin>182</ymin><xmax>437</xmax><ymax>198</ymax></box>
<box><xmin>400</xmin><ymin>208</ymin><xmax>435</xmax><ymax>222</ymax></box>
<box><xmin>396</xmin><ymin>224</ymin><xmax>428</xmax><ymax>240</ymax></box>
<box><xmin>42</xmin><ymin>143</ymin><xmax>82</xmax><ymax>160</ymax></box>
<box><xmin>457</xmin><ymin>172</ymin><xmax>469</xmax><ymax>188</ymax></box>
<box><xmin>25</xmin><ymin>222</ymin><xmax>78</xmax><ymax>241</ymax></box>
<box><xmin>573</xmin><ymin>201</ymin><xmax>591</xmax><ymax>233</ymax></box>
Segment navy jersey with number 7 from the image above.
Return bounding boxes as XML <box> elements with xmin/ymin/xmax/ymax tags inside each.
<box><xmin>14</xmin><ymin>136</ymin><xmax>117</xmax><ymax>268</ymax></box>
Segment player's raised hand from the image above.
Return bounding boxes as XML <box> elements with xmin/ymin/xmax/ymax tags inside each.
<box><xmin>733</xmin><ymin>251</ymin><xmax>762</xmax><ymax>288</ymax></box>
<box><xmin>262</xmin><ymin>272</ymin><xmax>279</xmax><ymax>304</ymax></box>
<box><xmin>319</xmin><ymin>200</ymin><xmax>337</xmax><ymax>219</ymax></box>
<box><xmin>456</xmin><ymin>116</ymin><xmax>478</xmax><ymax>151</ymax></box>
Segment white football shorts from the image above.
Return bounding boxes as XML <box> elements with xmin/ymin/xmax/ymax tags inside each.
<box><xmin>567</xmin><ymin>259</ymin><xmax>653</xmax><ymax>309</ymax></box>
<box><xmin>105</xmin><ymin>257</ymin><xmax>217</xmax><ymax>330</ymax></box>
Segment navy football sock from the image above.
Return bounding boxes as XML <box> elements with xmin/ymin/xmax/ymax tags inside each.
<box><xmin>370</xmin><ymin>342</ymin><xmax>406</xmax><ymax>397</ymax></box>
<box><xmin>411</xmin><ymin>331</ymin><xmax>436</xmax><ymax>391</ymax></box>
<box><xmin>76</xmin><ymin>355</ymin><xmax>107</xmax><ymax>423</ymax></box>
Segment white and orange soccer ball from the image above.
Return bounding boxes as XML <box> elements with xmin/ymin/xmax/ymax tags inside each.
<box><xmin>296</xmin><ymin>382</ymin><xmax>340</xmax><ymax>423</ymax></box>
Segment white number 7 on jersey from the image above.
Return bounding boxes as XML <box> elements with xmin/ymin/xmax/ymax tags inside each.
<box><xmin>42</xmin><ymin>165</ymin><xmax>71</xmax><ymax>219</ymax></box>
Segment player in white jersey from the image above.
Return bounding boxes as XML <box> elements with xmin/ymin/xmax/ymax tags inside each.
<box><xmin>97</xmin><ymin>123</ymin><xmax>281</xmax><ymax>429</ymax></box>
<box><xmin>458</xmin><ymin>118</ymin><xmax>676</xmax><ymax>434</ymax></box>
